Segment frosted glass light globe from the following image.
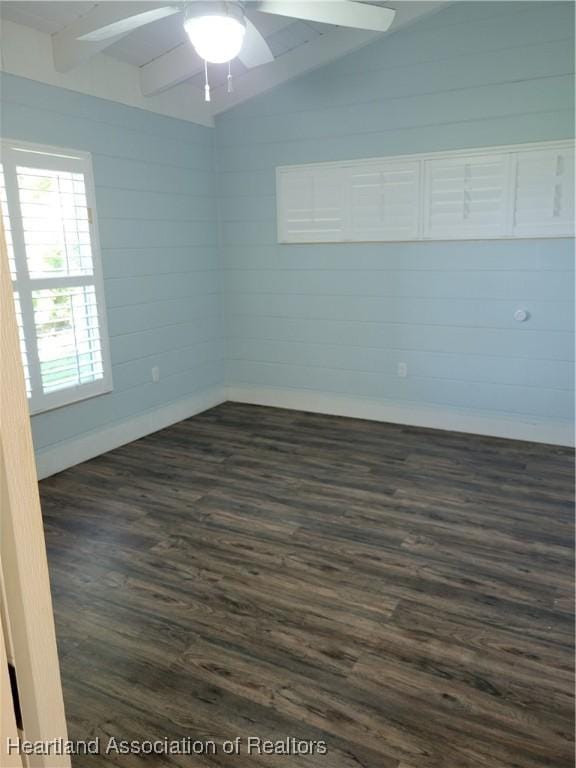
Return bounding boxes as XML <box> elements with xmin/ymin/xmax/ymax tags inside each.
<box><xmin>184</xmin><ymin>14</ymin><xmax>245</xmax><ymax>64</ymax></box>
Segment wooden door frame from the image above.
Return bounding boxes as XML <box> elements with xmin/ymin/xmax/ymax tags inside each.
<box><xmin>0</xmin><ymin>219</ymin><xmax>70</xmax><ymax>766</ymax></box>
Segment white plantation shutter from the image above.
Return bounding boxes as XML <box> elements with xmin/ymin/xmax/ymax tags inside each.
<box><xmin>1</xmin><ymin>140</ymin><xmax>111</xmax><ymax>414</ymax></box>
<box><xmin>349</xmin><ymin>161</ymin><xmax>420</xmax><ymax>241</ymax></box>
<box><xmin>512</xmin><ymin>147</ymin><xmax>575</xmax><ymax>237</ymax></box>
<box><xmin>277</xmin><ymin>140</ymin><xmax>574</xmax><ymax>243</ymax></box>
<box><xmin>423</xmin><ymin>154</ymin><xmax>508</xmax><ymax>239</ymax></box>
<box><xmin>277</xmin><ymin>166</ymin><xmax>346</xmax><ymax>242</ymax></box>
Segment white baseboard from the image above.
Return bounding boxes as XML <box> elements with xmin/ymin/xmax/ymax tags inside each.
<box><xmin>226</xmin><ymin>385</ymin><xmax>575</xmax><ymax>447</ymax></box>
<box><xmin>35</xmin><ymin>383</ymin><xmax>573</xmax><ymax>479</ymax></box>
<box><xmin>35</xmin><ymin>387</ymin><xmax>226</xmax><ymax>480</ymax></box>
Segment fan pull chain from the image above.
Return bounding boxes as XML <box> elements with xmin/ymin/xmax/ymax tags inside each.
<box><xmin>227</xmin><ymin>61</ymin><xmax>233</xmax><ymax>93</ymax></box>
<box><xmin>204</xmin><ymin>59</ymin><xmax>211</xmax><ymax>102</ymax></box>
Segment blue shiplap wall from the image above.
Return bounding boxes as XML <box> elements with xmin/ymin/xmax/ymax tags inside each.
<box><xmin>0</xmin><ymin>72</ymin><xmax>224</xmax><ymax>455</ymax></box>
<box><xmin>216</xmin><ymin>1</ymin><xmax>575</xmax><ymax>438</ymax></box>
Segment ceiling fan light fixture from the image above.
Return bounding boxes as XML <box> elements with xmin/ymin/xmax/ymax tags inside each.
<box><xmin>184</xmin><ymin>3</ymin><xmax>246</xmax><ymax>64</ymax></box>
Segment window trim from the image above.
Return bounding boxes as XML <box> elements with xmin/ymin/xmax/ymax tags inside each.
<box><xmin>2</xmin><ymin>138</ymin><xmax>113</xmax><ymax>415</ymax></box>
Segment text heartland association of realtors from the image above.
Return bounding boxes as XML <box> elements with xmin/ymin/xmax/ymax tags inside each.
<box><xmin>7</xmin><ymin>736</ymin><xmax>329</xmax><ymax>756</ymax></box>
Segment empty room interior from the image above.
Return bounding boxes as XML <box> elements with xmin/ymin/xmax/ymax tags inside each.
<box><xmin>0</xmin><ymin>1</ymin><xmax>574</xmax><ymax>766</ymax></box>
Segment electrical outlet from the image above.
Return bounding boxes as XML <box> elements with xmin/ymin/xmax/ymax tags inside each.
<box><xmin>397</xmin><ymin>362</ymin><xmax>408</xmax><ymax>378</ymax></box>
<box><xmin>151</xmin><ymin>366</ymin><xmax>160</xmax><ymax>382</ymax></box>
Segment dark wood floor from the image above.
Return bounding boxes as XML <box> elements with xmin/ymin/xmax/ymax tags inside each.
<box><xmin>39</xmin><ymin>403</ymin><xmax>574</xmax><ymax>768</ymax></box>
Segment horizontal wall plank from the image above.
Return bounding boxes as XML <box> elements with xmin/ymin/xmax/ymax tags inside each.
<box><xmin>110</xmin><ymin>317</ymin><xmax>222</xmax><ymax>364</ymax></box>
<box><xmin>97</xmin><ymin>188</ymin><xmax>217</xmax><ymax>222</ymax></box>
<box><xmin>0</xmin><ymin>73</ymin><xmax>211</xmax><ymax>143</ymax></box>
<box><xmin>218</xmin><ymin>111</ymin><xmax>573</xmax><ymax>177</ymax></box>
<box><xmin>220</xmin><ymin>240</ymin><xmax>574</xmax><ymax>272</ymax></box>
<box><xmin>111</xmin><ymin>341</ymin><xmax>224</xmax><ymax>392</ymax></box>
<box><xmin>108</xmin><ymin>295</ymin><xmax>221</xmax><ymax>336</ymax></box>
<box><xmin>230</xmin><ymin>338</ymin><xmax>574</xmax><ymax>391</ymax></box>
<box><xmin>218</xmin><ymin>75</ymin><xmax>574</xmax><ymax>149</ymax></box>
<box><xmin>226</xmin><ymin>314</ymin><xmax>574</xmax><ymax>362</ymax></box>
<box><xmin>98</xmin><ymin>219</ymin><xmax>218</xmax><ymax>249</ymax></box>
<box><xmin>93</xmin><ymin>155</ymin><xmax>215</xmax><ymax>195</ymax></box>
<box><xmin>225</xmin><ymin>294</ymin><xmax>572</xmax><ymax>331</ymax></box>
<box><xmin>218</xmin><ymin>95</ymin><xmax>573</xmax><ymax>170</ymax></box>
<box><xmin>217</xmin><ymin>39</ymin><xmax>573</xmax><ymax>133</ymax></box>
<box><xmin>102</xmin><ymin>248</ymin><xmax>218</xmax><ymax>277</ymax></box>
<box><xmin>0</xmin><ymin>102</ymin><xmax>212</xmax><ymax>170</ymax></box>
<box><xmin>223</xmin><ymin>269</ymin><xmax>573</xmax><ymax>302</ymax></box>
<box><xmin>105</xmin><ymin>272</ymin><xmax>220</xmax><ymax>308</ymax></box>
<box><xmin>227</xmin><ymin>360</ymin><xmax>573</xmax><ymax>420</ymax></box>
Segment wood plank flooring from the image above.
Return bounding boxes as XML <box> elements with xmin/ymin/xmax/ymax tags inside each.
<box><xmin>39</xmin><ymin>403</ymin><xmax>575</xmax><ymax>767</ymax></box>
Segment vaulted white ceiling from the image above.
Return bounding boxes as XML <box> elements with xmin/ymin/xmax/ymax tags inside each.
<box><xmin>0</xmin><ymin>1</ymin><xmax>446</xmax><ymax>124</ymax></box>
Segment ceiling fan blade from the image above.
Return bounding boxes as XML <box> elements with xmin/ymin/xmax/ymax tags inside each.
<box><xmin>78</xmin><ymin>7</ymin><xmax>180</xmax><ymax>42</ymax></box>
<box><xmin>238</xmin><ymin>18</ymin><xmax>274</xmax><ymax>68</ymax></box>
<box><xmin>253</xmin><ymin>1</ymin><xmax>395</xmax><ymax>32</ymax></box>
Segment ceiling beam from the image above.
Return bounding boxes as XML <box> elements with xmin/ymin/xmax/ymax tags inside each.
<box><xmin>140</xmin><ymin>43</ymin><xmax>203</xmax><ymax>97</ymax></box>
<box><xmin>52</xmin><ymin>2</ymin><xmax>170</xmax><ymax>73</ymax></box>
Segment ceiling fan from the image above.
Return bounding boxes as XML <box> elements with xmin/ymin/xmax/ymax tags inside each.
<box><xmin>77</xmin><ymin>1</ymin><xmax>396</xmax><ymax>99</ymax></box>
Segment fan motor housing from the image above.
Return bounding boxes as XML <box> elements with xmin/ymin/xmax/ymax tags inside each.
<box><xmin>185</xmin><ymin>1</ymin><xmax>246</xmax><ymax>27</ymax></box>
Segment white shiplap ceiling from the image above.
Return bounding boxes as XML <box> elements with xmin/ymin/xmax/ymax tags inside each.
<box><xmin>0</xmin><ymin>1</ymin><xmax>94</xmax><ymax>34</ymax></box>
<box><xmin>0</xmin><ymin>2</ymin><xmax>446</xmax><ymax>120</ymax></box>
<box><xmin>0</xmin><ymin>2</ymin><xmax>335</xmax><ymax>66</ymax></box>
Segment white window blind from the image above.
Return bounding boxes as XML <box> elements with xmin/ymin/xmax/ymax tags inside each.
<box><xmin>276</xmin><ymin>139</ymin><xmax>575</xmax><ymax>243</ymax></box>
<box><xmin>1</xmin><ymin>140</ymin><xmax>112</xmax><ymax>415</ymax></box>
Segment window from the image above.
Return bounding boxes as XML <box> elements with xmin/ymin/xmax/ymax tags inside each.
<box><xmin>276</xmin><ymin>139</ymin><xmax>575</xmax><ymax>243</ymax></box>
<box><xmin>1</xmin><ymin>140</ymin><xmax>112</xmax><ymax>414</ymax></box>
